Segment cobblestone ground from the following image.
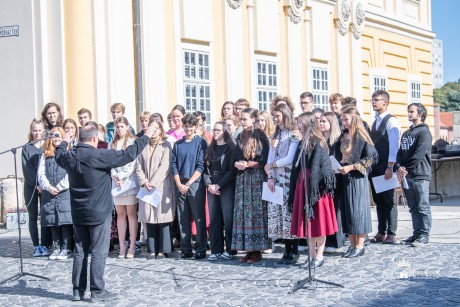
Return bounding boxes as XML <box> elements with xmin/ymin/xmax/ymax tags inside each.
<box><xmin>0</xmin><ymin>230</ymin><xmax>459</xmax><ymax>306</ymax></box>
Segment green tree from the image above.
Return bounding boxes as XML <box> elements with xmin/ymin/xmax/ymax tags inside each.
<box><xmin>434</xmin><ymin>79</ymin><xmax>460</xmax><ymax>111</ymax></box>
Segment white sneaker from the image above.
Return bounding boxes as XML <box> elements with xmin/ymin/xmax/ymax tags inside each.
<box><xmin>298</xmin><ymin>245</ymin><xmax>307</xmax><ymax>252</ymax></box>
<box><xmin>49</xmin><ymin>249</ymin><xmax>61</xmax><ymax>260</ymax></box>
<box><xmin>208</xmin><ymin>253</ymin><xmax>222</xmax><ymax>261</ymax></box>
<box><xmin>33</xmin><ymin>246</ymin><xmax>42</xmax><ymax>257</ymax></box>
<box><xmin>56</xmin><ymin>249</ymin><xmax>70</xmax><ymax>260</ymax></box>
<box><xmin>324</xmin><ymin>246</ymin><xmax>337</xmax><ymax>253</ymax></box>
<box><xmin>221</xmin><ymin>252</ymin><xmax>234</xmax><ymax>260</ymax></box>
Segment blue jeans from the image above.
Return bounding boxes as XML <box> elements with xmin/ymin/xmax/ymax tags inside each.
<box><xmin>404</xmin><ymin>178</ymin><xmax>432</xmax><ymax>238</ymax></box>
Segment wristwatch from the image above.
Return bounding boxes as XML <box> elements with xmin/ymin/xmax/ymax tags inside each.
<box><xmin>386</xmin><ymin>166</ymin><xmax>393</xmax><ymax>169</ymax></box>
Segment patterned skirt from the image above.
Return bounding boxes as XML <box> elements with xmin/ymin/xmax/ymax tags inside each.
<box><xmin>231</xmin><ymin>168</ymin><xmax>270</xmax><ymax>252</ymax></box>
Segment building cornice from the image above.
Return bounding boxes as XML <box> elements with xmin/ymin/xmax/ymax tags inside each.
<box><xmin>365</xmin><ymin>11</ymin><xmax>435</xmax><ymax>42</ymax></box>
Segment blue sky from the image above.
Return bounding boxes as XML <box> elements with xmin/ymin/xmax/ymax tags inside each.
<box><xmin>431</xmin><ymin>0</ymin><xmax>460</xmax><ymax>84</ymax></box>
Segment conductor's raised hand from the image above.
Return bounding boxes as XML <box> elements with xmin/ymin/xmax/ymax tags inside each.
<box><xmin>62</xmin><ymin>131</ymin><xmax>72</xmax><ymax>144</ymax></box>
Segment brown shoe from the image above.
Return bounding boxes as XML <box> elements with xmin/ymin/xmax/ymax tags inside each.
<box><xmin>239</xmin><ymin>253</ymin><xmax>251</xmax><ymax>263</ymax></box>
<box><xmin>370</xmin><ymin>233</ymin><xmax>386</xmax><ymax>243</ymax></box>
<box><xmin>382</xmin><ymin>234</ymin><xmax>397</xmax><ymax>244</ymax></box>
<box><xmin>246</xmin><ymin>252</ymin><xmax>262</xmax><ymax>264</ymax></box>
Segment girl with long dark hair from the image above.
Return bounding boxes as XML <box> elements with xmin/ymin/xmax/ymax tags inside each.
<box><xmin>109</xmin><ymin>116</ymin><xmax>139</xmax><ymax>259</ymax></box>
<box><xmin>232</xmin><ymin>108</ymin><xmax>270</xmax><ymax>263</ymax></box>
<box><xmin>203</xmin><ymin>121</ymin><xmax>237</xmax><ymax>261</ymax></box>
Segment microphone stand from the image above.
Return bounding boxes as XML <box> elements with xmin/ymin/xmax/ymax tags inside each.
<box><xmin>290</xmin><ymin>120</ymin><xmax>343</xmax><ymax>293</ymax></box>
<box><xmin>1</xmin><ymin>140</ymin><xmax>51</xmax><ymax>284</ymax></box>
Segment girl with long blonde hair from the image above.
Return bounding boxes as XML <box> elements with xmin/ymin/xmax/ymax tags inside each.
<box><xmin>335</xmin><ymin>107</ymin><xmax>377</xmax><ymax>258</ymax></box>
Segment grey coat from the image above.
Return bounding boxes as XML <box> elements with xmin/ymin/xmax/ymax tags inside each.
<box><xmin>136</xmin><ymin>139</ymin><xmax>175</xmax><ymax>224</ymax></box>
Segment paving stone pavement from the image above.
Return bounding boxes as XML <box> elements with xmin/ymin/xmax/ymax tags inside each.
<box><xmin>0</xmin><ymin>198</ymin><xmax>459</xmax><ymax>306</ymax></box>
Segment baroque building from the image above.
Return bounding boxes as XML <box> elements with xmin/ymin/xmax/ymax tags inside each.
<box><xmin>0</xmin><ymin>0</ymin><xmax>434</xmax><ymax>176</ymax></box>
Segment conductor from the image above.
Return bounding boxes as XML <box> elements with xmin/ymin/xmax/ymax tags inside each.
<box><xmin>55</xmin><ymin>124</ymin><xmax>155</xmax><ymax>302</ymax></box>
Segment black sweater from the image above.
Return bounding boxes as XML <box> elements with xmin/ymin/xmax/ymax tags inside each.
<box><xmin>396</xmin><ymin>123</ymin><xmax>432</xmax><ymax>181</ymax></box>
<box><xmin>55</xmin><ymin>136</ymin><xmax>150</xmax><ymax>225</ymax></box>
<box><xmin>22</xmin><ymin>142</ymin><xmax>43</xmax><ymax>187</ymax></box>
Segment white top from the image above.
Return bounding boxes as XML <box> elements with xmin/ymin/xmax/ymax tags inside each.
<box><xmin>108</xmin><ymin>137</ymin><xmax>139</xmax><ymax>194</ymax></box>
<box><xmin>37</xmin><ymin>154</ymin><xmax>69</xmax><ymax>192</ymax></box>
<box><xmin>374</xmin><ymin>111</ymin><xmax>401</xmax><ymax>163</ymax></box>
<box><xmin>267</xmin><ymin>129</ymin><xmax>299</xmax><ymax>167</ymax></box>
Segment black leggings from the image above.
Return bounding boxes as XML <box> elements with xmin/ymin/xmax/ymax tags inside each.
<box><xmin>285</xmin><ymin>239</ymin><xmax>299</xmax><ymax>254</ymax></box>
<box><xmin>24</xmin><ymin>184</ymin><xmax>51</xmax><ymax>247</ymax></box>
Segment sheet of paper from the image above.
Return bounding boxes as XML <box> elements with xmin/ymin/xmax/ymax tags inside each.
<box><xmin>402</xmin><ymin>177</ymin><xmax>409</xmax><ymax>189</ymax></box>
<box><xmin>111</xmin><ymin>179</ymin><xmax>137</xmax><ymax>197</ymax></box>
<box><xmin>329</xmin><ymin>155</ymin><xmax>342</xmax><ymax>173</ymax></box>
<box><xmin>262</xmin><ymin>182</ymin><xmax>284</xmax><ymax>205</ymax></box>
<box><xmin>371</xmin><ymin>173</ymin><xmax>400</xmax><ymax>193</ymax></box>
<box><xmin>136</xmin><ymin>187</ymin><xmax>163</xmax><ymax>208</ymax></box>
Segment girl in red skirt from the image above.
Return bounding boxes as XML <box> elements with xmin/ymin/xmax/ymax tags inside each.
<box><xmin>289</xmin><ymin>112</ymin><xmax>337</xmax><ymax>269</ymax></box>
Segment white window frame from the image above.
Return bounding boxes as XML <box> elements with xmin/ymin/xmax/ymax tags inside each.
<box><xmin>407</xmin><ymin>74</ymin><xmax>422</xmax><ymax>104</ymax></box>
<box><xmin>311</xmin><ymin>64</ymin><xmax>329</xmax><ymax>111</ymax></box>
<box><xmin>182</xmin><ymin>46</ymin><xmax>212</xmax><ymax>130</ymax></box>
<box><xmin>369</xmin><ymin>69</ymin><xmax>388</xmax><ymax>123</ymax></box>
<box><xmin>256</xmin><ymin>56</ymin><xmax>278</xmax><ymax>111</ymax></box>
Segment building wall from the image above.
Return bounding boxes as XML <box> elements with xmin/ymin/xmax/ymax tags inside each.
<box><xmin>362</xmin><ymin>0</ymin><xmax>435</xmax><ymax>131</ymax></box>
<box><xmin>0</xmin><ymin>0</ymin><xmax>436</xmax><ymax>178</ymax></box>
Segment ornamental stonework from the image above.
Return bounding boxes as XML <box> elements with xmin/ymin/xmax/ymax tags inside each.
<box><xmin>335</xmin><ymin>0</ymin><xmax>352</xmax><ymax>35</ymax></box>
<box><xmin>351</xmin><ymin>0</ymin><xmax>365</xmax><ymax>39</ymax></box>
<box><xmin>284</xmin><ymin>0</ymin><xmax>305</xmax><ymax>24</ymax></box>
<box><xmin>227</xmin><ymin>0</ymin><xmax>242</xmax><ymax>10</ymax></box>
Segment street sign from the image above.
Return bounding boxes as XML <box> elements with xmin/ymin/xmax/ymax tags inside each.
<box><xmin>0</xmin><ymin>25</ymin><xmax>19</xmax><ymax>38</ymax></box>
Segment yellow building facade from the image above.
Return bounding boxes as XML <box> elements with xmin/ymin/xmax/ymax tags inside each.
<box><xmin>0</xmin><ymin>0</ymin><xmax>434</xmax><ymax>176</ymax></box>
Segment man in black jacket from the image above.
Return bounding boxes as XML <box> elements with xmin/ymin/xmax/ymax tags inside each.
<box><xmin>397</xmin><ymin>103</ymin><xmax>432</xmax><ymax>247</ymax></box>
<box><xmin>55</xmin><ymin>124</ymin><xmax>154</xmax><ymax>302</ymax></box>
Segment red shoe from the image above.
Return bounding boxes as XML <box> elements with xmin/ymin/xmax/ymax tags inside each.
<box><xmin>239</xmin><ymin>253</ymin><xmax>251</xmax><ymax>263</ymax></box>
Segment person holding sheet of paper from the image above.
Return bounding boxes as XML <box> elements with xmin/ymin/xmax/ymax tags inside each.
<box><xmin>335</xmin><ymin>107</ymin><xmax>378</xmax><ymax>259</ymax></box>
<box><xmin>320</xmin><ymin>112</ymin><xmax>345</xmax><ymax>252</ymax></box>
<box><xmin>289</xmin><ymin>113</ymin><xmax>337</xmax><ymax>269</ymax></box>
<box><xmin>264</xmin><ymin>103</ymin><xmax>301</xmax><ymax>265</ymax></box>
<box><xmin>136</xmin><ymin>119</ymin><xmax>175</xmax><ymax>259</ymax></box>
<box><xmin>396</xmin><ymin>103</ymin><xmax>432</xmax><ymax>247</ymax></box>
<box><xmin>203</xmin><ymin>121</ymin><xmax>237</xmax><ymax>261</ymax></box>
<box><xmin>369</xmin><ymin>90</ymin><xmax>402</xmax><ymax>245</ymax></box>
<box><xmin>109</xmin><ymin>116</ymin><xmax>139</xmax><ymax>259</ymax></box>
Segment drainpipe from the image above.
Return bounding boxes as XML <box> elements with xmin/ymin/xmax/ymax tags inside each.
<box><xmin>133</xmin><ymin>0</ymin><xmax>143</xmax><ymax>129</ymax></box>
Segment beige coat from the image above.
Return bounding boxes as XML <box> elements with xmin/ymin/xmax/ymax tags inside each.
<box><xmin>136</xmin><ymin>139</ymin><xmax>175</xmax><ymax>224</ymax></box>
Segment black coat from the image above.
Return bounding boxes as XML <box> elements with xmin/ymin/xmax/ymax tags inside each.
<box><xmin>40</xmin><ymin>157</ymin><xmax>72</xmax><ymax>226</ymax></box>
<box><xmin>203</xmin><ymin>144</ymin><xmax>237</xmax><ymax>189</ymax></box>
<box><xmin>55</xmin><ymin>136</ymin><xmax>150</xmax><ymax>225</ymax></box>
